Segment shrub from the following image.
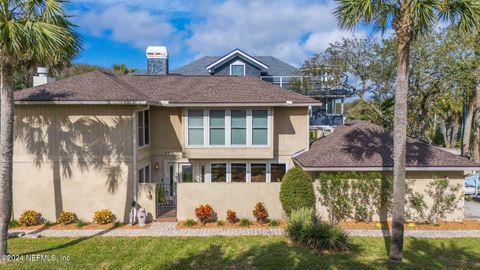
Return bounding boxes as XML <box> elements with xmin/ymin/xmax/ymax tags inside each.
<box><xmin>93</xmin><ymin>209</ymin><xmax>113</xmax><ymax>224</ymax></box>
<box><xmin>269</xmin><ymin>219</ymin><xmax>280</xmax><ymax>227</ymax></box>
<box><xmin>404</xmin><ymin>178</ymin><xmax>461</xmax><ymax>225</ymax></box>
<box><xmin>286</xmin><ymin>207</ymin><xmax>350</xmax><ymax>251</ymax></box>
<box><xmin>19</xmin><ymin>210</ymin><xmax>41</xmax><ymax>226</ymax></box>
<box><xmin>317</xmin><ymin>173</ymin><xmax>352</xmax><ymax>224</ymax></box>
<box><xmin>195</xmin><ymin>204</ymin><xmax>214</xmax><ymax>224</ymax></box>
<box><xmin>217</xmin><ymin>220</ymin><xmax>225</xmax><ymax>226</ymax></box>
<box><xmin>279</xmin><ymin>167</ymin><xmax>315</xmax><ymax>216</ymax></box>
<box><xmin>252</xmin><ymin>202</ymin><xmax>269</xmax><ymax>224</ymax></box>
<box><xmin>9</xmin><ymin>219</ymin><xmax>20</xmax><ymax>228</ymax></box>
<box><xmin>113</xmin><ymin>221</ymin><xmax>121</xmax><ymax>228</ymax></box>
<box><xmin>57</xmin><ymin>211</ymin><xmax>76</xmax><ymax>225</ymax></box>
<box><xmin>185</xmin><ymin>219</ymin><xmax>196</xmax><ymax>227</ymax></box>
<box><xmin>318</xmin><ymin>172</ymin><xmax>393</xmax><ymax>224</ymax></box>
<box><xmin>76</xmin><ymin>219</ymin><xmax>88</xmax><ymax>228</ymax></box>
<box><xmin>226</xmin><ymin>210</ymin><xmax>238</xmax><ymax>224</ymax></box>
<box><xmin>239</xmin><ymin>218</ymin><xmax>251</xmax><ymax>227</ymax></box>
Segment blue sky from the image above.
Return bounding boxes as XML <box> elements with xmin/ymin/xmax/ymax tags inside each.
<box><xmin>70</xmin><ymin>0</ymin><xmax>365</xmax><ymax>70</ymax></box>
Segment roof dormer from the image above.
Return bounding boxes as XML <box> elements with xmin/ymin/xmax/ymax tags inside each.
<box><xmin>206</xmin><ymin>48</ymin><xmax>269</xmax><ymax>74</ymax></box>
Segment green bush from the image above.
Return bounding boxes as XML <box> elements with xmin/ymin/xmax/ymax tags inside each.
<box><xmin>279</xmin><ymin>167</ymin><xmax>315</xmax><ymax>216</ymax></box>
<box><xmin>239</xmin><ymin>218</ymin><xmax>251</xmax><ymax>227</ymax></box>
<box><xmin>76</xmin><ymin>219</ymin><xmax>88</xmax><ymax>228</ymax></box>
<box><xmin>269</xmin><ymin>219</ymin><xmax>280</xmax><ymax>227</ymax></box>
<box><xmin>286</xmin><ymin>208</ymin><xmax>350</xmax><ymax>251</ymax></box>
<box><xmin>185</xmin><ymin>219</ymin><xmax>196</xmax><ymax>227</ymax></box>
<box><xmin>9</xmin><ymin>219</ymin><xmax>20</xmax><ymax>228</ymax></box>
<box><xmin>406</xmin><ymin>178</ymin><xmax>462</xmax><ymax>224</ymax></box>
<box><xmin>216</xmin><ymin>220</ymin><xmax>225</xmax><ymax>226</ymax></box>
<box><xmin>318</xmin><ymin>172</ymin><xmax>393</xmax><ymax>224</ymax></box>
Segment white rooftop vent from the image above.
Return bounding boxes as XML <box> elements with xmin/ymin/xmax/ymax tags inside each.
<box><xmin>33</xmin><ymin>67</ymin><xmax>56</xmax><ymax>87</ymax></box>
<box><xmin>146</xmin><ymin>46</ymin><xmax>168</xmax><ymax>59</ymax></box>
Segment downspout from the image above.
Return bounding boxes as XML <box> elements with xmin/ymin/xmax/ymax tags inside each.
<box><xmin>132</xmin><ymin>110</ymin><xmax>138</xmax><ymax>223</ymax></box>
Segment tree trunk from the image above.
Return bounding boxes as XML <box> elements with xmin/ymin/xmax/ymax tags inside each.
<box><xmin>462</xmin><ymin>97</ymin><xmax>474</xmax><ymax>157</ymax></box>
<box><xmin>0</xmin><ymin>63</ymin><xmax>14</xmax><ymax>258</ymax></box>
<box><xmin>389</xmin><ymin>28</ymin><xmax>411</xmax><ymax>262</ymax></box>
<box><xmin>475</xmin><ymin>70</ymin><xmax>480</xmax><ymax>162</ymax></box>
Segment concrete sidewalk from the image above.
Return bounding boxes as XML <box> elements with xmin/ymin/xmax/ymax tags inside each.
<box><xmin>8</xmin><ymin>222</ymin><xmax>480</xmax><ymax>238</ymax></box>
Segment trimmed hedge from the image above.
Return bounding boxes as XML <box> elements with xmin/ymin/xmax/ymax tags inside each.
<box><xmin>279</xmin><ymin>167</ymin><xmax>315</xmax><ymax>216</ymax></box>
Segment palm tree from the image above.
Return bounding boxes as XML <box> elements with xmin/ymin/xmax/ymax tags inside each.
<box><xmin>334</xmin><ymin>0</ymin><xmax>480</xmax><ymax>262</ymax></box>
<box><xmin>0</xmin><ymin>0</ymin><xmax>81</xmax><ymax>257</ymax></box>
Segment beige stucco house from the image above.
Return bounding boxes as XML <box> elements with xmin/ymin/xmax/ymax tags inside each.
<box><xmin>13</xmin><ymin>67</ymin><xmax>319</xmax><ymax>223</ymax></box>
<box><xmin>11</xmin><ymin>48</ymin><xmax>480</xmax><ymax>224</ymax></box>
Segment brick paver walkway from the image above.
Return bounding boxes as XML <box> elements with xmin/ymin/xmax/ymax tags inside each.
<box><xmin>8</xmin><ymin>222</ymin><xmax>480</xmax><ymax>238</ymax></box>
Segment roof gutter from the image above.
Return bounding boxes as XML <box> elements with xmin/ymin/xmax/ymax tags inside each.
<box><xmin>297</xmin><ymin>165</ymin><xmax>480</xmax><ymax>172</ymax></box>
<box><xmin>161</xmin><ymin>102</ymin><xmax>321</xmax><ymax>107</ymax></box>
<box><xmin>15</xmin><ymin>100</ymin><xmax>157</xmax><ymax>106</ymax></box>
<box><xmin>15</xmin><ymin>100</ymin><xmax>320</xmax><ymax>107</ymax></box>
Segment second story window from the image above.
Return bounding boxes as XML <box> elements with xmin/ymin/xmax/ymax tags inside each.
<box><xmin>137</xmin><ymin>110</ymin><xmax>150</xmax><ymax>147</ymax></box>
<box><xmin>186</xmin><ymin>109</ymin><xmax>270</xmax><ymax>147</ymax></box>
<box><xmin>210</xmin><ymin>110</ymin><xmax>225</xmax><ymax>145</ymax></box>
<box><xmin>231</xmin><ymin>110</ymin><xmax>246</xmax><ymax>145</ymax></box>
<box><xmin>188</xmin><ymin>110</ymin><xmax>204</xmax><ymax>145</ymax></box>
<box><xmin>252</xmin><ymin>110</ymin><xmax>268</xmax><ymax>145</ymax></box>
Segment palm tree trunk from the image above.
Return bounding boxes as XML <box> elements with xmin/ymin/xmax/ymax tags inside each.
<box><xmin>462</xmin><ymin>97</ymin><xmax>474</xmax><ymax>157</ymax></box>
<box><xmin>389</xmin><ymin>33</ymin><xmax>411</xmax><ymax>263</ymax></box>
<box><xmin>0</xmin><ymin>63</ymin><xmax>14</xmax><ymax>257</ymax></box>
<box><xmin>475</xmin><ymin>73</ymin><xmax>480</xmax><ymax>162</ymax></box>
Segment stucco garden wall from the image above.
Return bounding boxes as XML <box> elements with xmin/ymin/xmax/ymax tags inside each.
<box><xmin>177</xmin><ymin>171</ymin><xmax>465</xmax><ymax>222</ymax></box>
<box><xmin>177</xmin><ymin>183</ymin><xmax>286</xmax><ymax>220</ymax></box>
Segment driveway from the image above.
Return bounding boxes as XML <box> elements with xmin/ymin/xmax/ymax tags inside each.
<box><xmin>465</xmin><ymin>200</ymin><xmax>480</xmax><ymax>219</ymax></box>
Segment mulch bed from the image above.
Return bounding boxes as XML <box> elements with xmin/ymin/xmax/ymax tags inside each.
<box><xmin>176</xmin><ymin>220</ymin><xmax>287</xmax><ymax>229</ymax></box>
<box><xmin>12</xmin><ymin>222</ymin><xmax>151</xmax><ymax>230</ymax></box>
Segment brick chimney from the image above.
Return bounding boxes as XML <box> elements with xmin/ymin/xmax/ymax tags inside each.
<box><xmin>146</xmin><ymin>46</ymin><xmax>168</xmax><ymax>75</ymax></box>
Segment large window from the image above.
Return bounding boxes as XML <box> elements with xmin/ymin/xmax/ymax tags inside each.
<box><xmin>231</xmin><ymin>110</ymin><xmax>246</xmax><ymax>145</ymax></box>
<box><xmin>186</xmin><ymin>109</ymin><xmax>269</xmax><ymax>147</ymax></box>
<box><xmin>231</xmin><ymin>163</ymin><xmax>247</xmax><ymax>182</ymax></box>
<box><xmin>210</xmin><ymin>110</ymin><xmax>225</xmax><ymax>145</ymax></box>
<box><xmin>137</xmin><ymin>110</ymin><xmax>150</xmax><ymax>147</ymax></box>
<box><xmin>251</xmin><ymin>163</ymin><xmax>266</xmax><ymax>182</ymax></box>
<box><xmin>138</xmin><ymin>164</ymin><xmax>151</xmax><ymax>183</ymax></box>
<box><xmin>188</xmin><ymin>110</ymin><xmax>204</xmax><ymax>145</ymax></box>
<box><xmin>211</xmin><ymin>163</ymin><xmax>227</xmax><ymax>182</ymax></box>
<box><xmin>230</xmin><ymin>64</ymin><xmax>245</xmax><ymax>76</ymax></box>
<box><xmin>252</xmin><ymin>110</ymin><xmax>268</xmax><ymax>145</ymax></box>
<box><xmin>270</xmin><ymin>163</ymin><xmax>287</xmax><ymax>182</ymax></box>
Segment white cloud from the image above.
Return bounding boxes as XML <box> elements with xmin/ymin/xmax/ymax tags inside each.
<box><xmin>186</xmin><ymin>0</ymin><xmax>363</xmax><ymax>66</ymax></box>
<box><xmin>73</xmin><ymin>0</ymin><xmax>365</xmax><ymax>66</ymax></box>
<box><xmin>78</xmin><ymin>4</ymin><xmax>178</xmax><ymax>49</ymax></box>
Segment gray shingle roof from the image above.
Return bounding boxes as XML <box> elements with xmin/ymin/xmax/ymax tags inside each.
<box><xmin>15</xmin><ymin>71</ymin><xmax>319</xmax><ymax>105</ymax></box>
<box><xmin>295</xmin><ymin>120</ymin><xmax>480</xmax><ymax>170</ymax></box>
<box><xmin>130</xmin><ymin>55</ymin><xmax>298</xmax><ymax>76</ymax></box>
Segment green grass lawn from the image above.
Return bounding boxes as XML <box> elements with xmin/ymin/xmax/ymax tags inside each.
<box><xmin>3</xmin><ymin>236</ymin><xmax>480</xmax><ymax>269</ymax></box>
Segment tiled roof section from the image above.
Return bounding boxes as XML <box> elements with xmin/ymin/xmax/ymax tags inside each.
<box><xmin>166</xmin><ymin>55</ymin><xmax>298</xmax><ymax>76</ymax></box>
<box><xmin>121</xmin><ymin>75</ymin><xmax>316</xmax><ymax>104</ymax></box>
<box><xmin>15</xmin><ymin>71</ymin><xmax>318</xmax><ymax>105</ymax></box>
<box><xmin>15</xmin><ymin>71</ymin><xmax>150</xmax><ymax>102</ymax></box>
<box><xmin>295</xmin><ymin>120</ymin><xmax>480</xmax><ymax>169</ymax></box>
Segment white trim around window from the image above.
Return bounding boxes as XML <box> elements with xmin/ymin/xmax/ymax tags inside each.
<box><xmin>184</xmin><ymin>108</ymin><xmax>271</xmax><ymax>148</ymax></box>
<box><xmin>205</xmin><ymin>160</ymin><xmax>288</xmax><ymax>183</ymax></box>
<box><xmin>137</xmin><ymin>109</ymin><xmax>150</xmax><ymax>149</ymax></box>
<box><xmin>229</xmin><ymin>60</ymin><xmax>246</xmax><ymax>76</ymax></box>
<box><xmin>138</xmin><ymin>162</ymin><xmax>151</xmax><ymax>183</ymax></box>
